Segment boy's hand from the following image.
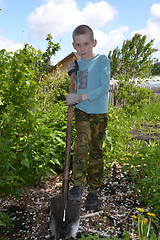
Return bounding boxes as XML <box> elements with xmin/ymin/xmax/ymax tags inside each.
<box><xmin>67</xmin><ymin>60</ymin><xmax>79</xmax><ymax>76</ymax></box>
<box><xmin>66</xmin><ymin>93</ymin><xmax>82</xmax><ymax>105</ymax></box>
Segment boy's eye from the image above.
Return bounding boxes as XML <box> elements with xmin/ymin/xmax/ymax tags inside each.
<box><xmin>75</xmin><ymin>42</ymin><xmax>89</xmax><ymax>47</ymax></box>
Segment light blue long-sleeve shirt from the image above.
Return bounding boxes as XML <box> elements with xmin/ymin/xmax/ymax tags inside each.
<box><xmin>75</xmin><ymin>54</ymin><xmax>110</xmax><ymax>114</ymax></box>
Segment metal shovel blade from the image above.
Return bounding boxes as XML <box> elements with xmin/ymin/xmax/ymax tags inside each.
<box><xmin>49</xmin><ymin>195</ymin><xmax>81</xmax><ymax>239</ymax></box>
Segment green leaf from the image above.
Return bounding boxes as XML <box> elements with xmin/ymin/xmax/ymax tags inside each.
<box><xmin>50</xmin><ymin>159</ymin><xmax>60</xmax><ymax>165</ymax></box>
<box><xmin>0</xmin><ymin>179</ymin><xmax>5</xmax><ymax>187</ymax></box>
<box><xmin>122</xmin><ymin>230</ymin><xmax>129</xmax><ymax>240</ymax></box>
<box><xmin>15</xmin><ymin>186</ymin><xmax>22</xmax><ymax>198</ymax></box>
<box><xmin>21</xmin><ymin>158</ymin><xmax>30</xmax><ymax>168</ymax></box>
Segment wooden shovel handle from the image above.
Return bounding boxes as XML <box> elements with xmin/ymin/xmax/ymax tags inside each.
<box><xmin>63</xmin><ymin>71</ymin><xmax>76</xmax><ymax>197</ymax></box>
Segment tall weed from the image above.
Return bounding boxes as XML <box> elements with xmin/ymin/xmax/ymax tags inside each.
<box><xmin>122</xmin><ymin>140</ymin><xmax>160</xmax><ymax>216</ymax></box>
<box><xmin>104</xmin><ymin>106</ymin><xmax>132</xmax><ymax>165</ymax></box>
<box><xmin>129</xmin><ymin>100</ymin><xmax>160</xmax><ymax>127</ymax></box>
<box><xmin>105</xmin><ymin>101</ymin><xmax>160</xmax><ymax>217</ymax></box>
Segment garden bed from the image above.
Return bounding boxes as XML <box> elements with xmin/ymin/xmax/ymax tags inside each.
<box><xmin>0</xmin><ymin>123</ymin><xmax>160</xmax><ymax>240</ymax></box>
<box><xmin>0</xmin><ymin>169</ymin><xmax>142</xmax><ymax>240</ymax></box>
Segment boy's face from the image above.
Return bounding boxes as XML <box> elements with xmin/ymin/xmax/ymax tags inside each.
<box><xmin>72</xmin><ymin>33</ymin><xmax>97</xmax><ymax>60</ymax></box>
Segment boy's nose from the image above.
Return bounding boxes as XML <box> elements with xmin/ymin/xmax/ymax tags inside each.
<box><xmin>80</xmin><ymin>45</ymin><xmax>85</xmax><ymax>51</ymax></box>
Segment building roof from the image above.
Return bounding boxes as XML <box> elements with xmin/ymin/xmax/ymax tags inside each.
<box><xmin>59</xmin><ymin>52</ymin><xmax>81</xmax><ymax>64</ymax></box>
<box><xmin>47</xmin><ymin>52</ymin><xmax>80</xmax><ymax>73</ymax></box>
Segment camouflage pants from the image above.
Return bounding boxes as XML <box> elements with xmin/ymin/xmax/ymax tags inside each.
<box><xmin>72</xmin><ymin>108</ymin><xmax>108</xmax><ymax>192</ymax></box>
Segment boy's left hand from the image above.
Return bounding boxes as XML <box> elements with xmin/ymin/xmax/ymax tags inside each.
<box><xmin>66</xmin><ymin>93</ymin><xmax>82</xmax><ymax>105</ymax></box>
<box><xmin>67</xmin><ymin>60</ymin><xmax>79</xmax><ymax>76</ymax></box>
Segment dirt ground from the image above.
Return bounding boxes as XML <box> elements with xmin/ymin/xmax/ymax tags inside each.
<box><xmin>0</xmin><ymin>123</ymin><xmax>160</xmax><ymax>240</ymax></box>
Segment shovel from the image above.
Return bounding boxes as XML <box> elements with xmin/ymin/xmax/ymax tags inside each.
<box><xmin>49</xmin><ymin>71</ymin><xmax>81</xmax><ymax>239</ymax></box>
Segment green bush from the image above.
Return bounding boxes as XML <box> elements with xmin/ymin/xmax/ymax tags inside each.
<box><xmin>0</xmin><ymin>211</ymin><xmax>13</xmax><ymax>240</ymax></box>
<box><xmin>0</xmin><ymin>37</ymin><xmax>62</xmax><ymax>197</ymax></box>
<box><xmin>115</xmin><ymin>82</ymin><xmax>157</xmax><ymax>113</ymax></box>
<box><xmin>38</xmin><ymin>65</ymin><xmax>70</xmax><ymax>105</ymax></box>
<box><xmin>0</xmin><ymin>46</ymin><xmax>42</xmax><ymax>197</ymax></box>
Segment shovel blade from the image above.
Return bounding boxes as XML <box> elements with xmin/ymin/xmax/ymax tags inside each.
<box><xmin>49</xmin><ymin>195</ymin><xmax>81</xmax><ymax>239</ymax></box>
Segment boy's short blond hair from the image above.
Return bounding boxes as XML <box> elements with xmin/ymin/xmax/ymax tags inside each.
<box><xmin>72</xmin><ymin>25</ymin><xmax>94</xmax><ymax>41</ymax></box>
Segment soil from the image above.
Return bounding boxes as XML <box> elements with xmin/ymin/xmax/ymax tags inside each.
<box><xmin>129</xmin><ymin>123</ymin><xmax>160</xmax><ymax>143</ymax></box>
<box><xmin>1</xmin><ymin>123</ymin><xmax>160</xmax><ymax>240</ymax></box>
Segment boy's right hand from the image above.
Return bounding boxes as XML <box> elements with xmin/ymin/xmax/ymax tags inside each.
<box><xmin>66</xmin><ymin>93</ymin><xmax>82</xmax><ymax>105</ymax></box>
<box><xmin>67</xmin><ymin>60</ymin><xmax>79</xmax><ymax>76</ymax></box>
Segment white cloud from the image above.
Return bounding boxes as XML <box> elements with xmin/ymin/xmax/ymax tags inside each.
<box><xmin>94</xmin><ymin>26</ymin><xmax>129</xmax><ymax>53</ymax></box>
<box><xmin>80</xmin><ymin>1</ymin><xmax>117</xmax><ymax>28</ymax></box>
<box><xmin>150</xmin><ymin>3</ymin><xmax>160</xmax><ymax>22</ymax></box>
<box><xmin>132</xmin><ymin>3</ymin><xmax>160</xmax><ymax>44</ymax></box>
<box><xmin>28</xmin><ymin>0</ymin><xmax>118</xmax><ymax>39</ymax></box>
<box><xmin>0</xmin><ymin>36</ymin><xmax>23</xmax><ymax>52</ymax></box>
<box><xmin>28</xmin><ymin>0</ymin><xmax>79</xmax><ymax>38</ymax></box>
<box><xmin>147</xmin><ymin>3</ymin><xmax>160</xmax><ymax>43</ymax></box>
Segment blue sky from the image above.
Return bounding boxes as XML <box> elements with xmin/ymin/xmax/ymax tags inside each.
<box><xmin>0</xmin><ymin>0</ymin><xmax>160</xmax><ymax>64</ymax></box>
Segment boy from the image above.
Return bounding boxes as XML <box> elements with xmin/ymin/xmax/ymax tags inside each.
<box><xmin>66</xmin><ymin>25</ymin><xmax>110</xmax><ymax>210</ymax></box>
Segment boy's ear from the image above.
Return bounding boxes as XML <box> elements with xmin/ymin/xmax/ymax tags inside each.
<box><xmin>93</xmin><ymin>39</ymin><xmax>97</xmax><ymax>47</ymax></box>
<box><xmin>72</xmin><ymin>42</ymin><xmax>76</xmax><ymax>49</ymax></box>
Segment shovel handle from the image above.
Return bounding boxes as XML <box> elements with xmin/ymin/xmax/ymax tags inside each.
<box><xmin>63</xmin><ymin>71</ymin><xmax>76</xmax><ymax>197</ymax></box>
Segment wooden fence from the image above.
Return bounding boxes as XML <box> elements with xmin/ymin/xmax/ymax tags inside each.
<box><xmin>108</xmin><ymin>82</ymin><xmax>160</xmax><ymax>106</ymax></box>
<box><xmin>42</xmin><ymin>80</ymin><xmax>160</xmax><ymax>106</ymax></box>
<box><xmin>108</xmin><ymin>84</ymin><xmax>118</xmax><ymax>106</ymax></box>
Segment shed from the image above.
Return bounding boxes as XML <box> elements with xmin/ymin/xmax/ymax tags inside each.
<box><xmin>47</xmin><ymin>52</ymin><xmax>80</xmax><ymax>74</ymax></box>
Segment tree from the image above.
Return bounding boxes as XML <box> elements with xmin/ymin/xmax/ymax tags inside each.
<box><xmin>108</xmin><ymin>33</ymin><xmax>158</xmax><ymax>110</ymax></box>
<box><xmin>108</xmin><ymin>33</ymin><xmax>158</xmax><ymax>83</ymax></box>
<box><xmin>151</xmin><ymin>60</ymin><xmax>160</xmax><ymax>76</ymax></box>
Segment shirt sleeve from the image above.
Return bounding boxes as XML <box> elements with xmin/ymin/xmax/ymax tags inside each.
<box><xmin>87</xmin><ymin>55</ymin><xmax>110</xmax><ymax>101</ymax></box>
